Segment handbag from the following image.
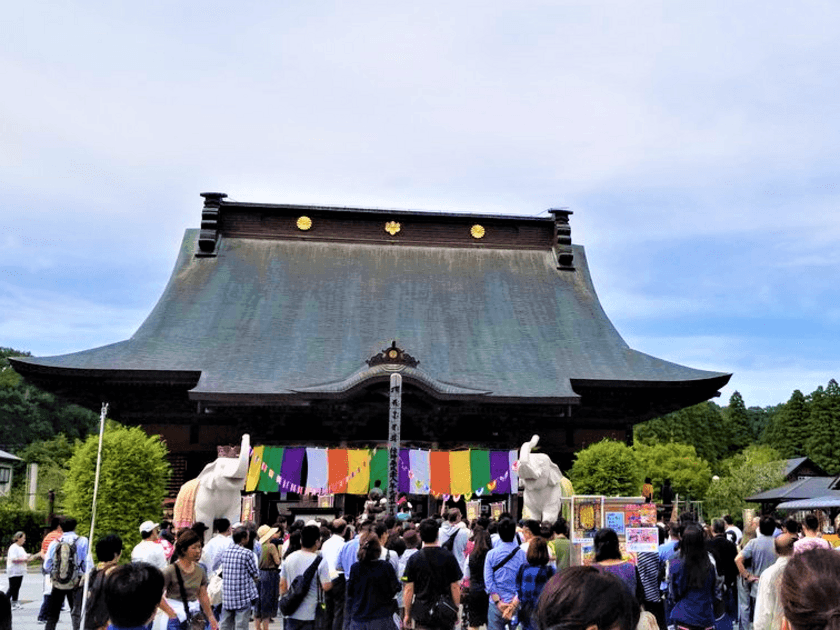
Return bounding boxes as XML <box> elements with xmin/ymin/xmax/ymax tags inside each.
<box><xmin>207</xmin><ymin>571</ymin><xmax>223</xmax><ymax>607</ymax></box>
<box><xmin>313</xmin><ymin>579</ymin><xmax>329</xmax><ymax>630</ymax></box>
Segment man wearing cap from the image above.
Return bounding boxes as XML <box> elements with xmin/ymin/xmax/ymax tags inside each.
<box><xmin>132</xmin><ymin>521</ymin><xmax>168</xmax><ymax>571</ymax></box>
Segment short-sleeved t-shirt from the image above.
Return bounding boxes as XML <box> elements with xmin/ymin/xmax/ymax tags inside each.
<box><xmin>163</xmin><ymin>563</ymin><xmax>208</xmax><ymax>602</ymax></box>
<box><xmin>280</xmin><ymin>550</ymin><xmax>331</xmax><ymax>621</ymax></box>
<box><xmin>403</xmin><ymin>547</ymin><xmax>463</xmax><ymax>608</ymax></box>
<box><xmin>740</xmin><ymin>535</ymin><xmax>777</xmax><ymax>597</ymax></box>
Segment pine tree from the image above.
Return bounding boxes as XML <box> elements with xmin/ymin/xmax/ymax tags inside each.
<box><xmin>723</xmin><ymin>391</ymin><xmax>752</xmax><ymax>453</ymax></box>
<box><xmin>805</xmin><ymin>381</ymin><xmax>840</xmax><ymax>474</ymax></box>
<box><xmin>764</xmin><ymin>390</ymin><xmax>810</xmax><ymax>458</ymax></box>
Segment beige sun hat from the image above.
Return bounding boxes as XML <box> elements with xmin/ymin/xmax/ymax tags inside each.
<box><xmin>257</xmin><ymin>524</ymin><xmax>279</xmax><ymax>545</ymax></box>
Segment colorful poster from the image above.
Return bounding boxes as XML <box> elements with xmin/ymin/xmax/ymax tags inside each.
<box><xmin>240</xmin><ymin>495</ymin><xmax>255</xmax><ymax>523</ymax></box>
<box><xmin>606</xmin><ymin>511</ymin><xmax>625</xmax><ymax>535</ymax></box>
<box><xmin>466</xmin><ymin>500</ymin><xmax>481</xmax><ymax>522</ymax></box>
<box><xmin>318</xmin><ymin>494</ymin><xmax>334</xmax><ymax>508</ymax></box>
<box><xmin>491</xmin><ymin>501</ymin><xmax>505</xmax><ymax>520</ymax></box>
<box><xmin>625</xmin><ymin>505</ymin><xmax>642</xmax><ymax>528</ymax></box>
<box><xmin>625</xmin><ymin>527</ymin><xmax>659</xmax><ymax>553</ymax></box>
<box><xmin>573</xmin><ymin>497</ymin><xmax>603</xmax><ymax>543</ymax></box>
<box><xmin>640</xmin><ymin>504</ymin><xmax>657</xmax><ymax>526</ymax></box>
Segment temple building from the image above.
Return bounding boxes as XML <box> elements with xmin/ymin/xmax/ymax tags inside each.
<box><xmin>12</xmin><ymin>193</ymin><xmax>730</xmax><ymax>495</ymax></box>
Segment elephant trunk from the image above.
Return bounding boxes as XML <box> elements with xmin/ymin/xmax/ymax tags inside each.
<box><xmin>232</xmin><ymin>434</ymin><xmax>251</xmax><ymax>479</ymax></box>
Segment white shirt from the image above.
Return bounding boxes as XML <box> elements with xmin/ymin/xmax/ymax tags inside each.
<box><xmin>7</xmin><ymin>543</ymin><xmax>28</xmax><ymax>577</ymax></box>
<box><xmin>131</xmin><ymin>540</ymin><xmax>168</xmax><ymax>570</ymax></box>
<box><xmin>321</xmin><ymin>534</ymin><xmax>345</xmax><ymax>578</ymax></box>
<box><xmin>203</xmin><ymin>534</ymin><xmax>234</xmax><ymax>573</ymax></box>
<box><xmin>754</xmin><ymin>556</ymin><xmax>789</xmax><ymax>630</ymax></box>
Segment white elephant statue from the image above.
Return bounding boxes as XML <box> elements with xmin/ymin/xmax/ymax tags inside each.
<box><xmin>174</xmin><ymin>434</ymin><xmax>250</xmax><ymax>541</ymax></box>
<box><xmin>518</xmin><ymin>434</ymin><xmax>574</xmax><ymax>523</ymax></box>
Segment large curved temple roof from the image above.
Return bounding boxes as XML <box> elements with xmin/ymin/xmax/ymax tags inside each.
<box><xmin>12</xmin><ymin>194</ymin><xmax>730</xmax><ymax>419</ymax></box>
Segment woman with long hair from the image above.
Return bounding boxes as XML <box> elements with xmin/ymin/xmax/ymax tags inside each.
<box><xmin>511</xmin><ymin>537</ymin><xmax>555</xmax><ymax>630</ymax></box>
<box><xmin>781</xmin><ymin>548</ymin><xmax>840</xmax><ymax>630</ymax></box>
<box><xmin>591</xmin><ymin>528</ymin><xmax>643</xmax><ymax>601</ymax></box>
<box><xmin>465</xmin><ymin>526</ymin><xmax>491</xmax><ymax>630</ymax></box>
<box><xmin>159</xmin><ymin>529</ymin><xmax>218</xmax><ymax>630</ymax></box>
<box><xmin>346</xmin><ymin>532</ymin><xmax>401</xmax><ymax>630</ymax></box>
<box><xmin>666</xmin><ymin>523</ymin><xmax>719</xmax><ymax>630</ymax></box>
<box><xmin>536</xmin><ymin>566</ymin><xmax>640</xmax><ymax>630</ymax></box>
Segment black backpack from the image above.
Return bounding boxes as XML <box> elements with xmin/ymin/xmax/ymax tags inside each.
<box><xmin>51</xmin><ymin>538</ymin><xmax>80</xmax><ymax>590</ymax></box>
<box><xmin>279</xmin><ymin>556</ymin><xmax>322</xmax><ymax>617</ymax></box>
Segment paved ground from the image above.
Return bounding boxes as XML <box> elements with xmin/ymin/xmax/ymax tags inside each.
<box><xmin>3</xmin><ymin>567</ymin><xmax>73</xmax><ymax>630</ymax></box>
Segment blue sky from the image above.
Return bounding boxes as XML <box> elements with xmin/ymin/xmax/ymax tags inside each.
<box><xmin>2</xmin><ymin>1</ymin><xmax>839</xmax><ymax>408</ymax></box>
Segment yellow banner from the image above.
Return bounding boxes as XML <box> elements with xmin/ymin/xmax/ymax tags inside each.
<box><xmin>449</xmin><ymin>450</ymin><xmax>472</xmax><ymax>496</ymax></box>
<box><xmin>245</xmin><ymin>445</ymin><xmax>265</xmax><ymax>492</ymax></box>
<box><xmin>346</xmin><ymin>449</ymin><xmax>371</xmax><ymax>495</ymax></box>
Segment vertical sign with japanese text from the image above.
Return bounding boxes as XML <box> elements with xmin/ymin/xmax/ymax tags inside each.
<box><xmin>388</xmin><ymin>373</ymin><xmax>402</xmax><ymax>514</ymax></box>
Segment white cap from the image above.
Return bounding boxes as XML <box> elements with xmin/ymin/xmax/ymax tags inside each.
<box><xmin>139</xmin><ymin>520</ymin><xmax>159</xmax><ymax>534</ymax></box>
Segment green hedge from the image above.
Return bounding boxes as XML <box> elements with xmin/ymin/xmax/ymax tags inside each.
<box><xmin>0</xmin><ymin>506</ymin><xmax>49</xmax><ymax>565</ymax></box>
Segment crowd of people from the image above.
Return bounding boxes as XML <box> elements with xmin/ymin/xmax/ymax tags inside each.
<box><xmin>4</xmin><ymin>507</ymin><xmax>840</xmax><ymax>630</ymax></box>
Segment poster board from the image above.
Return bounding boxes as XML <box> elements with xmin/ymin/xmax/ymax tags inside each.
<box><xmin>491</xmin><ymin>501</ymin><xmax>505</xmax><ymax>520</ymax></box>
<box><xmin>570</xmin><ymin>496</ymin><xmax>658</xmax><ymax>565</ymax></box>
<box><xmin>240</xmin><ymin>494</ymin><xmax>256</xmax><ymax>523</ymax></box>
<box><xmin>571</xmin><ymin>496</ymin><xmax>604</xmax><ymax>544</ymax></box>
<box><xmin>318</xmin><ymin>494</ymin><xmax>335</xmax><ymax>508</ymax></box>
<box><xmin>466</xmin><ymin>500</ymin><xmax>481</xmax><ymax>522</ymax></box>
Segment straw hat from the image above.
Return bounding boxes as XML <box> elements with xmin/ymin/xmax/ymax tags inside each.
<box><xmin>257</xmin><ymin>525</ymin><xmax>279</xmax><ymax>545</ymax></box>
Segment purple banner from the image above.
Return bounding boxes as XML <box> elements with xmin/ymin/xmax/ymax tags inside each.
<box><xmin>280</xmin><ymin>447</ymin><xmax>306</xmax><ymax>487</ymax></box>
<box><xmin>489</xmin><ymin>450</ymin><xmax>511</xmax><ymax>494</ymax></box>
<box><xmin>399</xmin><ymin>448</ymin><xmax>411</xmax><ymax>494</ymax></box>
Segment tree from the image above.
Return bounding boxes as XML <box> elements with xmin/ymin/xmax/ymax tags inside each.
<box><xmin>64</xmin><ymin>423</ymin><xmax>170</xmax><ymax>552</ymax></box>
<box><xmin>722</xmin><ymin>391</ymin><xmax>752</xmax><ymax>454</ymax></box>
<box><xmin>0</xmin><ymin>347</ymin><xmax>99</xmax><ymax>450</ymax></box>
<box><xmin>634</xmin><ymin>402</ymin><xmax>728</xmax><ymax>463</ymax></box>
<box><xmin>805</xmin><ymin>380</ymin><xmax>840</xmax><ymax>474</ymax></box>
<box><xmin>704</xmin><ymin>445</ymin><xmax>785</xmax><ymax>520</ymax></box>
<box><xmin>570</xmin><ymin>439</ymin><xmax>643</xmax><ymax>496</ymax></box>
<box><xmin>763</xmin><ymin>390</ymin><xmax>810</xmax><ymax>458</ymax></box>
<box><xmin>633</xmin><ymin>442</ymin><xmax>712</xmax><ymax>501</ymax></box>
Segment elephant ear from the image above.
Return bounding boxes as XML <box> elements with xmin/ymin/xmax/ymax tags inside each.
<box><xmin>548</xmin><ymin>463</ymin><xmax>564</xmax><ymax>485</ymax></box>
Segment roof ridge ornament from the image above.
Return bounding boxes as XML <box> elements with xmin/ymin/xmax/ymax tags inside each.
<box><xmin>197</xmin><ymin>192</ymin><xmax>227</xmax><ymax>257</ymax></box>
<box><xmin>549</xmin><ymin>208</ymin><xmax>574</xmax><ymax>271</ymax></box>
<box><xmin>366</xmin><ymin>341</ymin><xmax>420</xmax><ymax>369</ymax></box>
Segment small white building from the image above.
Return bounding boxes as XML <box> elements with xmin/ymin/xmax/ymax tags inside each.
<box><xmin>0</xmin><ymin>449</ymin><xmax>22</xmax><ymax>496</ymax></box>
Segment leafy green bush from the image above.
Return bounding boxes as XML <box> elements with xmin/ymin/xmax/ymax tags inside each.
<box><xmin>64</xmin><ymin>423</ymin><xmax>170</xmax><ymax>553</ymax></box>
<box><xmin>570</xmin><ymin>439</ymin><xmax>643</xmax><ymax>496</ymax></box>
<box><xmin>633</xmin><ymin>442</ymin><xmax>712</xmax><ymax>501</ymax></box>
<box><xmin>0</xmin><ymin>504</ymin><xmax>48</xmax><ymax>560</ymax></box>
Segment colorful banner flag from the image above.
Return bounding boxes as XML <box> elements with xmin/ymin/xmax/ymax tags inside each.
<box><xmin>489</xmin><ymin>450</ymin><xmax>510</xmax><ymax>494</ymax></box>
<box><xmin>245</xmin><ymin>445</ymin><xmax>264</xmax><ymax>492</ymax></box>
<box><xmin>470</xmin><ymin>449</ymin><xmax>491</xmax><ymax>491</ymax></box>
<box><xmin>409</xmin><ymin>449</ymin><xmax>431</xmax><ymax>493</ymax></box>
<box><xmin>399</xmin><ymin>449</ymin><xmax>411</xmax><ymax>494</ymax></box>
<box><xmin>328</xmin><ymin>449</ymin><xmax>349</xmax><ymax>493</ymax></box>
<box><xmin>257</xmin><ymin>447</ymin><xmax>285</xmax><ymax>492</ymax></box>
<box><xmin>280</xmin><ymin>448</ymin><xmax>305</xmax><ymax>491</ymax></box>
<box><xmin>430</xmin><ymin>450</ymin><xmax>450</xmax><ymax>495</ymax></box>
<box><xmin>508</xmin><ymin>449</ymin><xmax>519</xmax><ymax>493</ymax></box>
<box><xmin>449</xmin><ymin>450</ymin><xmax>472</xmax><ymax>496</ymax></box>
<box><xmin>347</xmin><ymin>449</ymin><xmax>370</xmax><ymax>494</ymax></box>
<box><xmin>369</xmin><ymin>449</ymin><xmax>388</xmax><ymax>492</ymax></box>
<box><xmin>305</xmin><ymin>447</ymin><xmax>328</xmax><ymax>492</ymax></box>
